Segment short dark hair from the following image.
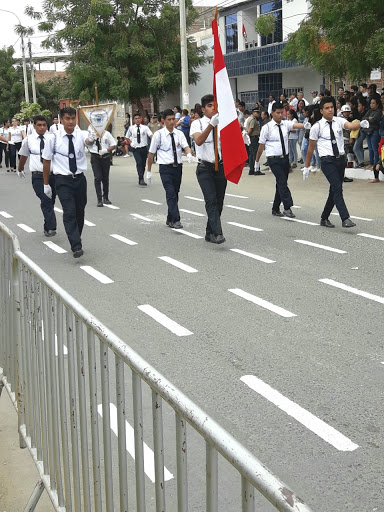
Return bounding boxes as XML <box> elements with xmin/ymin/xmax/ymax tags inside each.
<box><xmin>368</xmin><ymin>83</ymin><xmax>377</xmax><ymax>91</ymax></box>
<box><xmin>323</xmin><ymin>89</ymin><xmax>331</xmax><ymax>96</ymax></box>
<box><xmin>23</xmin><ymin>119</ymin><xmax>30</xmax><ymax>123</ymax></box>
<box><xmin>351</xmin><ymin>85</ymin><xmax>358</xmax><ymax>92</ymax></box>
<box><xmin>162</xmin><ymin>109</ymin><xmax>174</xmax><ymax>119</ymax></box>
<box><xmin>272</xmin><ymin>102</ymin><xmax>284</xmax><ymax>112</ymax></box>
<box><xmin>239</xmin><ymin>101</ymin><xmax>245</xmax><ymax>108</ymax></box>
<box><xmin>60</xmin><ymin>106</ymin><xmax>76</xmax><ymax>117</ymax></box>
<box><xmin>133</xmin><ymin>113</ymin><xmax>141</xmax><ymax>119</ymax></box>
<box><xmin>360</xmin><ymin>83</ymin><xmax>367</xmax><ymax>88</ymax></box>
<box><xmin>319</xmin><ymin>97</ymin><xmax>335</xmax><ymax>109</ymax></box>
<box><xmin>52</xmin><ymin>115</ymin><xmax>58</xmax><ymax>120</ymax></box>
<box><xmin>201</xmin><ymin>94</ymin><xmax>214</xmax><ymax>108</ymax></box>
<box><xmin>174</xmin><ymin>105</ymin><xmax>181</xmax><ymax>113</ymax></box>
<box><xmin>269</xmin><ymin>94</ymin><xmax>275</xmax><ymax>99</ymax></box>
<box><xmin>357</xmin><ymin>96</ymin><xmax>367</xmax><ymax>108</ymax></box>
<box><xmin>33</xmin><ymin>115</ymin><xmax>47</xmax><ymax>125</ymax></box>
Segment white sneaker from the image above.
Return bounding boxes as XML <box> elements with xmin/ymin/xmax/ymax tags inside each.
<box><xmin>310</xmin><ymin>166</ymin><xmax>317</xmax><ymax>172</ymax></box>
<box><xmin>123</xmin><ymin>154</ymin><xmax>129</xmax><ymax>158</ymax></box>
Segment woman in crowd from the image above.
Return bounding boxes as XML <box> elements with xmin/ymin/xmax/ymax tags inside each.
<box><xmin>369</xmin><ymin>116</ymin><xmax>384</xmax><ymax>183</ymax></box>
<box><xmin>0</xmin><ymin>119</ymin><xmax>11</xmax><ymax>172</ymax></box>
<box><xmin>7</xmin><ymin>117</ymin><xmax>25</xmax><ymax>172</ymax></box>
<box><xmin>288</xmin><ymin>109</ymin><xmax>299</xmax><ymax>169</ymax></box>
<box><xmin>296</xmin><ymin>100</ymin><xmax>306</xmax><ymax>162</ymax></box>
<box><xmin>361</xmin><ymin>97</ymin><xmax>383</xmax><ymax>170</ymax></box>
<box><xmin>352</xmin><ymin>97</ymin><xmax>368</xmax><ymax>168</ymax></box>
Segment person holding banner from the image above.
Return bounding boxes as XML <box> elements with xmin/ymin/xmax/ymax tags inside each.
<box><xmin>190</xmin><ymin>94</ymin><xmax>226</xmax><ymax>244</ymax></box>
<box><xmin>125</xmin><ymin>114</ymin><xmax>153</xmax><ymax>186</ymax></box>
<box><xmin>42</xmin><ymin>106</ymin><xmax>94</xmax><ymax>258</ymax></box>
<box><xmin>87</xmin><ymin>126</ymin><xmax>116</xmax><ymax>207</ymax></box>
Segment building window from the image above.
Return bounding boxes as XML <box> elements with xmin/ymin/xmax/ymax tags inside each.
<box><xmin>225</xmin><ymin>13</ymin><xmax>238</xmax><ymax>54</ymax></box>
<box><xmin>259</xmin><ymin>1</ymin><xmax>282</xmax><ymax>46</ymax></box>
<box><xmin>258</xmin><ymin>73</ymin><xmax>282</xmax><ymax>104</ymax></box>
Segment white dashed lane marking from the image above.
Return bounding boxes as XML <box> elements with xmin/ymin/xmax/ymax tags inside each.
<box><xmin>98</xmin><ymin>403</ymin><xmax>174</xmax><ymax>483</ymax></box>
<box><xmin>80</xmin><ymin>266</ymin><xmax>114</xmax><ymax>284</ymax></box>
<box><xmin>110</xmin><ymin>234</ymin><xmax>137</xmax><ymax>246</ymax></box>
<box><xmin>43</xmin><ymin>241</ymin><xmax>67</xmax><ymax>254</ymax></box>
<box><xmin>84</xmin><ymin>220</ymin><xmax>96</xmax><ymax>227</ymax></box>
<box><xmin>357</xmin><ymin>233</ymin><xmax>384</xmax><ymax>241</ymax></box>
<box><xmin>225</xmin><ymin>205</ymin><xmax>255</xmax><ymax>212</ymax></box>
<box><xmin>184</xmin><ymin>195</ymin><xmax>204</xmax><ymax>202</ymax></box>
<box><xmin>294</xmin><ymin>240</ymin><xmax>347</xmax><ymax>254</ymax></box>
<box><xmin>17</xmin><ymin>224</ymin><xmax>36</xmax><ymax>233</ymax></box>
<box><xmin>171</xmin><ymin>229</ymin><xmax>203</xmax><ymax>239</ymax></box>
<box><xmin>281</xmin><ymin>217</ymin><xmax>318</xmax><ymax>226</ymax></box>
<box><xmin>179</xmin><ymin>209</ymin><xmax>205</xmax><ymax>217</ymax></box>
<box><xmin>228</xmin><ymin>289</ymin><xmax>296</xmax><ymax>318</ymax></box>
<box><xmin>54</xmin><ymin>207</ymin><xmax>63</xmax><ymax>213</ymax></box>
<box><xmin>104</xmin><ymin>204</ymin><xmax>120</xmax><ymax>209</ymax></box>
<box><xmin>331</xmin><ymin>213</ymin><xmax>373</xmax><ymax>221</ymax></box>
<box><xmin>269</xmin><ymin>202</ymin><xmax>301</xmax><ymax>209</ymax></box>
<box><xmin>141</xmin><ymin>199</ymin><xmax>162</xmax><ymax>205</ymax></box>
<box><xmin>226</xmin><ymin>222</ymin><xmax>263</xmax><ymax>232</ymax></box>
<box><xmin>241</xmin><ymin>375</ymin><xmax>359</xmax><ymax>452</ymax></box>
<box><xmin>158</xmin><ymin>256</ymin><xmax>198</xmax><ymax>273</ymax></box>
<box><xmin>0</xmin><ymin>211</ymin><xmax>13</xmax><ymax>218</ymax></box>
<box><xmin>319</xmin><ymin>278</ymin><xmax>384</xmax><ymax>305</ymax></box>
<box><xmin>230</xmin><ymin>249</ymin><xmax>275</xmax><ymax>264</ymax></box>
<box><xmin>130</xmin><ymin>213</ymin><xmax>154</xmax><ymax>222</ymax></box>
<box><xmin>138</xmin><ymin>305</ymin><xmax>193</xmax><ymax>336</ymax></box>
<box><xmin>226</xmin><ymin>193</ymin><xmax>249</xmax><ymax>198</ymax></box>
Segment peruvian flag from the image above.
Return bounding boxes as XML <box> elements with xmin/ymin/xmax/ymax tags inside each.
<box><xmin>242</xmin><ymin>24</ymin><xmax>247</xmax><ymax>42</ymax></box>
<box><xmin>212</xmin><ymin>18</ymin><xmax>247</xmax><ymax>184</ymax></box>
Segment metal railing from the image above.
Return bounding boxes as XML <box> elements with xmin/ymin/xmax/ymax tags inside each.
<box><xmin>0</xmin><ymin>221</ymin><xmax>313</xmax><ymax>512</ymax></box>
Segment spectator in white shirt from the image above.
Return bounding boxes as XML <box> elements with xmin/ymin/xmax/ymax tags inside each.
<box><xmin>289</xmin><ymin>93</ymin><xmax>298</xmax><ymax>110</ymax></box>
<box><xmin>8</xmin><ymin>118</ymin><xmax>25</xmax><ymax>172</ymax></box>
<box><xmin>0</xmin><ymin>120</ymin><xmax>11</xmax><ymax>171</ymax></box>
<box><xmin>297</xmin><ymin>91</ymin><xmax>309</xmax><ymax>106</ymax></box>
<box><xmin>267</xmin><ymin>95</ymin><xmax>276</xmax><ymax>115</ymax></box>
<box><xmin>311</xmin><ymin>91</ymin><xmax>320</xmax><ymax>104</ymax></box>
<box><xmin>125</xmin><ymin>114</ymin><xmax>153</xmax><ymax>186</ymax></box>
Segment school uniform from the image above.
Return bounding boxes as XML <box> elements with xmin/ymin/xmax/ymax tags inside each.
<box><xmin>19</xmin><ymin>131</ymin><xmax>57</xmax><ymax>234</ymax></box>
<box><xmin>126</xmin><ymin>124</ymin><xmax>152</xmax><ymax>183</ymax></box>
<box><xmin>149</xmin><ymin>127</ymin><xmax>189</xmax><ymax>225</ymax></box>
<box><xmin>42</xmin><ymin>129</ymin><xmax>89</xmax><ymax>253</ymax></box>
<box><xmin>88</xmin><ymin>129</ymin><xmax>116</xmax><ymax>204</ymax></box>
<box><xmin>0</xmin><ymin>126</ymin><xmax>10</xmax><ymax>169</ymax></box>
<box><xmin>49</xmin><ymin>123</ymin><xmax>62</xmax><ymax>134</ymax></box>
<box><xmin>8</xmin><ymin>126</ymin><xmax>24</xmax><ymax>169</ymax></box>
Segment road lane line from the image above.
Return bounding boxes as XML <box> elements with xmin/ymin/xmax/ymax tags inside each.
<box><xmin>138</xmin><ymin>305</ymin><xmax>193</xmax><ymax>336</ymax></box>
<box><xmin>357</xmin><ymin>233</ymin><xmax>384</xmax><ymax>241</ymax></box>
<box><xmin>227</xmin><ymin>222</ymin><xmax>263</xmax><ymax>232</ymax></box>
<box><xmin>43</xmin><ymin>241</ymin><xmax>67</xmax><ymax>254</ymax></box>
<box><xmin>17</xmin><ymin>224</ymin><xmax>36</xmax><ymax>233</ymax></box>
<box><xmin>241</xmin><ymin>375</ymin><xmax>359</xmax><ymax>452</ymax></box>
<box><xmin>294</xmin><ymin>240</ymin><xmax>347</xmax><ymax>254</ymax></box>
<box><xmin>98</xmin><ymin>403</ymin><xmax>174</xmax><ymax>483</ymax></box>
<box><xmin>229</xmin><ymin>289</ymin><xmax>296</xmax><ymax>318</ymax></box>
<box><xmin>104</xmin><ymin>204</ymin><xmax>120</xmax><ymax>209</ymax></box>
<box><xmin>84</xmin><ymin>220</ymin><xmax>96</xmax><ymax>226</ymax></box>
<box><xmin>0</xmin><ymin>211</ymin><xmax>13</xmax><ymax>218</ymax></box>
<box><xmin>171</xmin><ymin>229</ymin><xmax>203</xmax><ymax>239</ymax></box>
<box><xmin>158</xmin><ymin>256</ymin><xmax>198</xmax><ymax>273</ymax></box>
<box><xmin>141</xmin><ymin>199</ymin><xmax>162</xmax><ymax>205</ymax></box>
<box><xmin>184</xmin><ymin>195</ymin><xmax>204</xmax><ymax>202</ymax></box>
<box><xmin>225</xmin><ymin>205</ymin><xmax>255</xmax><ymax>212</ymax></box>
<box><xmin>230</xmin><ymin>249</ymin><xmax>275</xmax><ymax>263</ymax></box>
<box><xmin>226</xmin><ymin>193</ymin><xmax>249</xmax><ymax>198</ymax></box>
<box><xmin>54</xmin><ymin>207</ymin><xmax>63</xmax><ymax>213</ymax></box>
<box><xmin>319</xmin><ymin>278</ymin><xmax>384</xmax><ymax>305</ymax></box>
<box><xmin>281</xmin><ymin>217</ymin><xmax>318</xmax><ymax>226</ymax></box>
<box><xmin>131</xmin><ymin>213</ymin><xmax>154</xmax><ymax>222</ymax></box>
<box><xmin>269</xmin><ymin>202</ymin><xmax>301</xmax><ymax>209</ymax></box>
<box><xmin>331</xmin><ymin>213</ymin><xmax>372</xmax><ymax>221</ymax></box>
<box><xmin>80</xmin><ymin>266</ymin><xmax>114</xmax><ymax>284</ymax></box>
<box><xmin>110</xmin><ymin>234</ymin><xmax>137</xmax><ymax>246</ymax></box>
<box><xmin>179</xmin><ymin>208</ymin><xmax>205</xmax><ymax>217</ymax></box>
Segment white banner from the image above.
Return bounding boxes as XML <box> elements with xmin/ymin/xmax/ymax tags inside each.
<box><xmin>79</xmin><ymin>103</ymin><xmax>116</xmax><ymax>137</ymax></box>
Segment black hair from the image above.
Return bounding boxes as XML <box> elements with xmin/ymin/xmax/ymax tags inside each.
<box><xmin>319</xmin><ymin>97</ymin><xmax>336</xmax><ymax>110</ymax></box>
<box><xmin>52</xmin><ymin>115</ymin><xmax>58</xmax><ymax>120</ymax></box>
<box><xmin>182</xmin><ymin>109</ymin><xmax>189</xmax><ymax>116</ymax></box>
<box><xmin>357</xmin><ymin>96</ymin><xmax>368</xmax><ymax>108</ymax></box>
<box><xmin>351</xmin><ymin>85</ymin><xmax>358</xmax><ymax>92</ymax></box>
<box><xmin>272</xmin><ymin>102</ymin><xmax>284</xmax><ymax>112</ymax></box>
<box><xmin>368</xmin><ymin>83</ymin><xmax>377</xmax><ymax>91</ymax></box>
<box><xmin>60</xmin><ymin>106</ymin><xmax>76</xmax><ymax>117</ymax></box>
<box><xmin>23</xmin><ymin>119</ymin><xmax>30</xmax><ymax>123</ymax></box>
<box><xmin>133</xmin><ymin>113</ymin><xmax>141</xmax><ymax>118</ymax></box>
<box><xmin>323</xmin><ymin>89</ymin><xmax>331</xmax><ymax>96</ymax></box>
<box><xmin>337</xmin><ymin>96</ymin><xmax>346</xmax><ymax>107</ymax></box>
<box><xmin>201</xmin><ymin>94</ymin><xmax>214</xmax><ymax>108</ymax></box>
<box><xmin>370</xmin><ymin>96</ymin><xmax>383</xmax><ymax>110</ymax></box>
<box><xmin>239</xmin><ymin>101</ymin><xmax>245</xmax><ymax>108</ymax></box>
<box><xmin>162</xmin><ymin>109</ymin><xmax>174</xmax><ymax>119</ymax></box>
<box><xmin>174</xmin><ymin>105</ymin><xmax>181</xmax><ymax>113</ymax></box>
<box><xmin>244</xmin><ymin>110</ymin><xmax>250</xmax><ymax>116</ymax></box>
<box><xmin>360</xmin><ymin>83</ymin><xmax>367</xmax><ymax>88</ymax></box>
<box><xmin>33</xmin><ymin>115</ymin><xmax>47</xmax><ymax>124</ymax></box>
<box><xmin>269</xmin><ymin>94</ymin><xmax>275</xmax><ymax>100</ymax></box>
<box><xmin>287</xmin><ymin>109</ymin><xmax>298</xmax><ymax>120</ymax></box>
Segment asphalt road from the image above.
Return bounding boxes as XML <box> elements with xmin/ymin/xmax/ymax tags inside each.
<box><xmin>1</xmin><ymin>154</ymin><xmax>383</xmax><ymax>511</ymax></box>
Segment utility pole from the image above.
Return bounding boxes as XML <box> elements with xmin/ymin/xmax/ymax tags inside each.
<box><xmin>28</xmin><ymin>39</ymin><xmax>37</xmax><ymax>103</ymax></box>
<box><xmin>179</xmin><ymin>0</ymin><xmax>189</xmax><ymax>110</ymax></box>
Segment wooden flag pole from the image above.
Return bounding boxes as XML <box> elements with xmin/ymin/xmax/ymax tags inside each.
<box><xmin>94</xmin><ymin>82</ymin><xmax>99</xmax><ymax>106</ymax></box>
<box><xmin>214</xmin><ymin>7</ymin><xmax>219</xmax><ymax>171</ymax></box>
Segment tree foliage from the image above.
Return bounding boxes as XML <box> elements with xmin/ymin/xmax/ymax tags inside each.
<box><xmin>282</xmin><ymin>0</ymin><xmax>384</xmax><ymax>81</ymax></box>
<box><xmin>26</xmin><ymin>0</ymin><xmax>208</xmax><ymax>105</ymax></box>
<box><xmin>0</xmin><ymin>47</ymin><xmax>25</xmax><ymax>120</ymax></box>
<box><xmin>254</xmin><ymin>14</ymin><xmax>275</xmax><ymax>37</ymax></box>
<box><xmin>13</xmin><ymin>101</ymin><xmax>51</xmax><ymax>121</ymax></box>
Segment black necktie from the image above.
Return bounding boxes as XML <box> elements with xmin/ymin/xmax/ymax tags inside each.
<box><xmin>67</xmin><ymin>134</ymin><xmax>77</xmax><ymax>174</ymax></box>
<box><xmin>328</xmin><ymin>121</ymin><xmax>339</xmax><ymax>157</ymax></box>
<box><xmin>170</xmin><ymin>132</ymin><xmax>178</xmax><ymax>166</ymax></box>
<box><xmin>277</xmin><ymin>124</ymin><xmax>286</xmax><ymax>157</ymax></box>
<box><xmin>137</xmin><ymin>126</ymin><xmax>141</xmax><ymax>144</ymax></box>
<box><xmin>39</xmin><ymin>135</ymin><xmax>44</xmax><ymax>163</ymax></box>
<box><xmin>96</xmin><ymin>138</ymin><xmax>101</xmax><ymax>152</ymax></box>
<box><xmin>56</xmin><ymin>124</ymin><xmax>58</xmax><ymax>130</ymax></box>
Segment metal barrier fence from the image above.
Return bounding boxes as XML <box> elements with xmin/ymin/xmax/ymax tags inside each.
<box><xmin>0</xmin><ymin>221</ymin><xmax>313</xmax><ymax>512</ymax></box>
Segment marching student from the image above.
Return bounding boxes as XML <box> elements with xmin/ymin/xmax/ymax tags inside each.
<box><xmin>189</xmin><ymin>94</ymin><xmax>227</xmax><ymax>244</ymax></box>
<box><xmin>42</xmin><ymin>106</ymin><xmax>94</xmax><ymax>258</ymax></box>
<box><xmin>87</xmin><ymin>126</ymin><xmax>116</xmax><ymax>206</ymax></box>
<box><xmin>303</xmin><ymin>97</ymin><xmax>364</xmax><ymax>228</ymax></box>
<box><xmin>8</xmin><ymin>118</ymin><xmax>25</xmax><ymax>172</ymax></box>
<box><xmin>18</xmin><ymin>115</ymin><xmax>57</xmax><ymax>237</ymax></box>
<box><xmin>125</xmin><ymin>113</ymin><xmax>153</xmax><ymax>186</ymax></box>
<box><xmin>147</xmin><ymin>109</ymin><xmax>192</xmax><ymax>229</ymax></box>
<box><xmin>49</xmin><ymin>115</ymin><xmax>61</xmax><ymax>133</ymax></box>
<box><xmin>0</xmin><ymin>120</ymin><xmax>11</xmax><ymax>171</ymax></box>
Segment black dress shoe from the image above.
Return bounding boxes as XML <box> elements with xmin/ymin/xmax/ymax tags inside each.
<box><xmin>342</xmin><ymin>218</ymin><xmax>356</xmax><ymax>228</ymax></box>
<box><xmin>166</xmin><ymin>220</ymin><xmax>173</xmax><ymax>227</ymax></box>
<box><xmin>172</xmin><ymin>221</ymin><xmax>183</xmax><ymax>229</ymax></box>
<box><xmin>205</xmin><ymin>234</ymin><xmax>226</xmax><ymax>244</ymax></box>
<box><xmin>248</xmin><ymin>172</ymin><xmax>255</xmax><ymax>175</ymax></box>
<box><xmin>73</xmin><ymin>249</ymin><xmax>84</xmax><ymax>258</ymax></box>
<box><xmin>272</xmin><ymin>209</ymin><xmax>283</xmax><ymax>217</ymax></box>
<box><xmin>283</xmin><ymin>209</ymin><xmax>296</xmax><ymax>218</ymax></box>
<box><xmin>139</xmin><ymin>179</ymin><xmax>147</xmax><ymax>186</ymax></box>
<box><xmin>343</xmin><ymin>177</ymin><xmax>353</xmax><ymax>182</ymax></box>
<box><xmin>103</xmin><ymin>198</ymin><xmax>112</xmax><ymax>204</ymax></box>
<box><xmin>255</xmin><ymin>171</ymin><xmax>265</xmax><ymax>175</ymax></box>
<box><xmin>320</xmin><ymin>218</ymin><xmax>335</xmax><ymax>228</ymax></box>
<box><xmin>97</xmin><ymin>200</ymin><xmax>103</xmax><ymax>207</ymax></box>
<box><xmin>215</xmin><ymin>234</ymin><xmax>226</xmax><ymax>244</ymax></box>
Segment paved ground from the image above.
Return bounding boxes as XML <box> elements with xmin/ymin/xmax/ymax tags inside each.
<box><xmin>0</xmin><ymin>154</ymin><xmax>383</xmax><ymax>511</ymax></box>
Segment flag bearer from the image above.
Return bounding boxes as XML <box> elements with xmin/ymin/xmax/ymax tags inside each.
<box><xmin>87</xmin><ymin>126</ymin><xmax>116</xmax><ymax>207</ymax></box>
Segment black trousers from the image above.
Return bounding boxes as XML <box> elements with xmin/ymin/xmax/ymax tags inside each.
<box><xmin>9</xmin><ymin>142</ymin><xmax>22</xmax><ymax>169</ymax></box>
<box><xmin>132</xmin><ymin>146</ymin><xmax>148</xmax><ymax>180</ymax></box>
<box><xmin>90</xmin><ymin>154</ymin><xmax>111</xmax><ymax>200</ymax></box>
<box><xmin>159</xmin><ymin>164</ymin><xmax>182</xmax><ymax>222</ymax></box>
<box><xmin>248</xmin><ymin>136</ymin><xmax>259</xmax><ymax>174</ymax></box>
<box><xmin>268</xmin><ymin>155</ymin><xmax>293</xmax><ymax>211</ymax></box>
<box><xmin>196</xmin><ymin>161</ymin><xmax>227</xmax><ymax>236</ymax></box>
<box><xmin>320</xmin><ymin>156</ymin><xmax>349</xmax><ymax>221</ymax></box>
<box><xmin>55</xmin><ymin>173</ymin><xmax>87</xmax><ymax>252</ymax></box>
<box><xmin>0</xmin><ymin>143</ymin><xmax>9</xmax><ymax>167</ymax></box>
<box><xmin>31</xmin><ymin>173</ymin><xmax>57</xmax><ymax>231</ymax></box>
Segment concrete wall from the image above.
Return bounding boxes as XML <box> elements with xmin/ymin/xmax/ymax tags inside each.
<box><xmin>282</xmin><ymin>68</ymin><xmax>324</xmax><ymax>99</ymax></box>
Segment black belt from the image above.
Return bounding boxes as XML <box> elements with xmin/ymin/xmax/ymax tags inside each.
<box><xmin>32</xmin><ymin>171</ymin><xmax>53</xmax><ymax>175</ymax></box>
<box><xmin>91</xmin><ymin>153</ymin><xmax>111</xmax><ymax>159</ymax></box>
<box><xmin>320</xmin><ymin>155</ymin><xmax>344</xmax><ymax>160</ymax></box>
<box><xmin>268</xmin><ymin>155</ymin><xmax>287</xmax><ymax>160</ymax></box>
<box><xmin>56</xmin><ymin>173</ymin><xmax>84</xmax><ymax>179</ymax></box>
<box><xmin>197</xmin><ymin>159</ymin><xmax>223</xmax><ymax>166</ymax></box>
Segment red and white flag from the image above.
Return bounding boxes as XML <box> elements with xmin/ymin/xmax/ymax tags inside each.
<box><xmin>242</xmin><ymin>24</ymin><xmax>247</xmax><ymax>42</ymax></box>
<box><xmin>212</xmin><ymin>18</ymin><xmax>247</xmax><ymax>184</ymax></box>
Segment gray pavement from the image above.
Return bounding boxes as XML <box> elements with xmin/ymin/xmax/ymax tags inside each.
<box><xmin>0</xmin><ymin>154</ymin><xmax>383</xmax><ymax>511</ymax></box>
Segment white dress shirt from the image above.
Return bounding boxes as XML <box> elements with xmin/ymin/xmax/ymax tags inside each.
<box><xmin>8</xmin><ymin>126</ymin><xmax>24</xmax><ymax>144</ymax></box>
<box><xmin>190</xmin><ymin>116</ymin><xmax>222</xmax><ymax>163</ymax></box>
<box><xmin>0</xmin><ymin>127</ymin><xmax>9</xmax><ymax>144</ymax></box>
<box><xmin>88</xmin><ymin>129</ymin><xmax>116</xmax><ymax>155</ymax></box>
<box><xmin>259</xmin><ymin>119</ymin><xmax>294</xmax><ymax>157</ymax></box>
<box><xmin>126</xmin><ymin>124</ymin><xmax>152</xmax><ymax>148</ymax></box>
<box><xmin>309</xmin><ymin>117</ymin><xmax>347</xmax><ymax>157</ymax></box>
<box><xmin>49</xmin><ymin>123</ymin><xmax>62</xmax><ymax>134</ymax></box>
<box><xmin>312</xmin><ymin>96</ymin><xmax>320</xmax><ymax>105</ymax></box>
<box><xmin>19</xmin><ymin>131</ymin><xmax>54</xmax><ymax>172</ymax></box>
<box><xmin>289</xmin><ymin>98</ymin><xmax>298</xmax><ymax>109</ymax></box>
<box><xmin>267</xmin><ymin>100</ymin><xmax>276</xmax><ymax>115</ymax></box>
<box><xmin>149</xmin><ymin>127</ymin><xmax>188</xmax><ymax>164</ymax></box>
<box><xmin>42</xmin><ymin>129</ymin><xmax>89</xmax><ymax>175</ymax></box>
<box><xmin>24</xmin><ymin>124</ymin><xmax>34</xmax><ymax>136</ymax></box>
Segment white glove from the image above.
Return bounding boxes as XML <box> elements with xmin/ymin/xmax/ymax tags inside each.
<box><xmin>303</xmin><ymin>121</ymin><xmax>312</xmax><ymax>130</ymax></box>
<box><xmin>186</xmin><ymin>153</ymin><xmax>193</xmax><ymax>164</ymax></box>
<box><xmin>210</xmin><ymin>114</ymin><xmax>219</xmax><ymax>127</ymax></box>
<box><xmin>302</xmin><ymin>167</ymin><xmax>310</xmax><ymax>180</ymax></box>
<box><xmin>360</xmin><ymin>120</ymin><xmax>369</xmax><ymax>129</ymax></box>
<box><xmin>17</xmin><ymin>170</ymin><xmax>26</xmax><ymax>178</ymax></box>
<box><xmin>44</xmin><ymin>184</ymin><xmax>52</xmax><ymax>199</ymax></box>
<box><xmin>146</xmin><ymin>171</ymin><xmax>152</xmax><ymax>183</ymax></box>
<box><xmin>255</xmin><ymin>161</ymin><xmax>260</xmax><ymax>172</ymax></box>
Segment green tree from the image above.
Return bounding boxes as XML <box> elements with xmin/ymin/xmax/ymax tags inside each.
<box><xmin>0</xmin><ymin>47</ymin><xmax>25</xmax><ymax>120</ymax></box>
<box><xmin>282</xmin><ymin>0</ymin><xmax>384</xmax><ymax>81</ymax></box>
<box><xmin>26</xmin><ymin>0</ymin><xmax>207</xmax><ymax>108</ymax></box>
